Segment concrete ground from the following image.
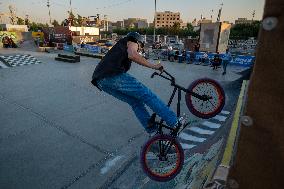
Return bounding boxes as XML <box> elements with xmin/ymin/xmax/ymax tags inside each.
<box><xmin>0</xmin><ymin>48</ymin><xmax>247</xmax><ymax>189</ymax></box>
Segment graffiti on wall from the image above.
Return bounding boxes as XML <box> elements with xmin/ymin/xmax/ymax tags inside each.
<box><xmin>228</xmin><ymin>39</ymin><xmax>257</xmax><ymax>54</ymax></box>
<box><xmin>0</xmin><ymin>32</ymin><xmax>17</xmax><ymax>41</ymax></box>
<box><xmin>173</xmin><ymin>139</ymin><xmax>224</xmax><ymax>189</ymax></box>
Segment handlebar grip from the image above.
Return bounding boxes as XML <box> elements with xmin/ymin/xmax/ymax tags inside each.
<box><xmin>151</xmin><ymin>72</ymin><xmax>158</xmax><ymax>78</ymax></box>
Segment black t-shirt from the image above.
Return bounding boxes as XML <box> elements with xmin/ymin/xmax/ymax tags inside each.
<box><xmin>91</xmin><ymin>37</ymin><xmax>131</xmax><ymax>82</ymax></box>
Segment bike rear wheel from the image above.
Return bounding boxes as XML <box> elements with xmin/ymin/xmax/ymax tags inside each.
<box><xmin>185</xmin><ymin>78</ymin><xmax>225</xmax><ymax>119</ymax></box>
<box><xmin>140</xmin><ymin>134</ymin><xmax>184</xmax><ymax>182</ymax></box>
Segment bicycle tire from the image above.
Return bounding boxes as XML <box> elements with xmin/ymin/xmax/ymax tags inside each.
<box><xmin>140</xmin><ymin>134</ymin><xmax>184</xmax><ymax>182</ymax></box>
<box><xmin>185</xmin><ymin>78</ymin><xmax>225</xmax><ymax>119</ymax></box>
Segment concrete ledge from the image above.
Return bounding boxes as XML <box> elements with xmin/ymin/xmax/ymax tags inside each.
<box><xmin>209</xmin><ymin>80</ymin><xmax>248</xmax><ymax>185</ymax></box>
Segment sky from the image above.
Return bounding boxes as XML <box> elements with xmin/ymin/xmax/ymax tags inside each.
<box><xmin>0</xmin><ymin>0</ymin><xmax>265</xmax><ymax>24</ymax></box>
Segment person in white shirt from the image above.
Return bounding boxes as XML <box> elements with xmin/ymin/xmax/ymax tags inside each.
<box><xmin>222</xmin><ymin>48</ymin><xmax>232</xmax><ymax>75</ymax></box>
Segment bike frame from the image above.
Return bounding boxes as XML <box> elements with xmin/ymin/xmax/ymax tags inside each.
<box><xmin>151</xmin><ymin>70</ymin><xmax>208</xmax><ymax>135</ymax></box>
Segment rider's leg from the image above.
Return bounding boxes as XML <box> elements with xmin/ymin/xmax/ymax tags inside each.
<box><xmin>98</xmin><ymin>73</ymin><xmax>178</xmax><ymax>128</ymax></box>
<box><xmin>98</xmin><ymin>79</ymin><xmax>152</xmax><ymax>130</ymax></box>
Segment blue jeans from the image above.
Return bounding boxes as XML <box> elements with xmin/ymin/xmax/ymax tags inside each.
<box><xmin>223</xmin><ymin>60</ymin><xmax>229</xmax><ymax>73</ymax></box>
<box><xmin>97</xmin><ymin>73</ymin><xmax>178</xmax><ymax>132</ymax></box>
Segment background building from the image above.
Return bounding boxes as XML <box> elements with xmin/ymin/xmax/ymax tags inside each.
<box><xmin>235</xmin><ymin>18</ymin><xmax>254</xmax><ymax>24</ymax></box>
<box><xmin>154</xmin><ymin>11</ymin><xmax>181</xmax><ymax>28</ymax></box>
<box><xmin>123</xmin><ymin>18</ymin><xmax>148</xmax><ymax>28</ymax></box>
<box><xmin>197</xmin><ymin>18</ymin><xmax>212</xmax><ymax>25</ymax></box>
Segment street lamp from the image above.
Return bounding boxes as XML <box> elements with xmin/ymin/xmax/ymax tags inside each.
<box><xmin>153</xmin><ymin>0</ymin><xmax>156</xmax><ymax>43</ymax></box>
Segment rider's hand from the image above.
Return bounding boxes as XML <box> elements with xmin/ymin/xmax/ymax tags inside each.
<box><xmin>153</xmin><ymin>63</ymin><xmax>163</xmax><ymax>72</ymax></box>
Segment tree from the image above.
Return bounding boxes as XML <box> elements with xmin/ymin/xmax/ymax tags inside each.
<box><xmin>67</xmin><ymin>11</ymin><xmax>76</xmax><ymax>26</ymax></box>
<box><xmin>17</xmin><ymin>17</ymin><xmax>25</xmax><ymax>25</ymax></box>
<box><xmin>52</xmin><ymin>19</ymin><xmax>60</xmax><ymax>27</ymax></box>
<box><xmin>77</xmin><ymin>14</ymin><xmax>83</xmax><ymax>26</ymax></box>
<box><xmin>186</xmin><ymin>23</ymin><xmax>194</xmax><ymax>32</ymax></box>
<box><xmin>25</xmin><ymin>18</ymin><xmax>30</xmax><ymax>25</ymax></box>
<box><xmin>230</xmin><ymin>21</ymin><xmax>261</xmax><ymax>40</ymax></box>
<box><xmin>28</xmin><ymin>22</ymin><xmax>49</xmax><ymax>32</ymax></box>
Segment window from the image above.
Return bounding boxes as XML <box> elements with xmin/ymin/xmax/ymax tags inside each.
<box><xmin>157</xmin><ymin>18</ymin><xmax>160</xmax><ymax>20</ymax></box>
<box><xmin>157</xmin><ymin>21</ymin><xmax>160</xmax><ymax>23</ymax></box>
<box><xmin>177</xmin><ymin>18</ymin><xmax>179</xmax><ymax>20</ymax></box>
<box><xmin>167</xmin><ymin>18</ymin><xmax>169</xmax><ymax>20</ymax></box>
<box><xmin>162</xmin><ymin>25</ymin><xmax>164</xmax><ymax>27</ymax></box>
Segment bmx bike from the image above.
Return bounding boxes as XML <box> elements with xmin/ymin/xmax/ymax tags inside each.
<box><xmin>140</xmin><ymin>70</ymin><xmax>225</xmax><ymax>182</ymax></box>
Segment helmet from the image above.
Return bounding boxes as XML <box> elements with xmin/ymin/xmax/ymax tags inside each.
<box><xmin>126</xmin><ymin>32</ymin><xmax>144</xmax><ymax>47</ymax></box>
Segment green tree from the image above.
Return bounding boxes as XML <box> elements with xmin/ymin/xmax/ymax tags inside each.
<box><xmin>186</xmin><ymin>23</ymin><xmax>194</xmax><ymax>32</ymax></box>
<box><xmin>68</xmin><ymin>11</ymin><xmax>76</xmax><ymax>26</ymax></box>
<box><xmin>17</xmin><ymin>17</ymin><xmax>25</xmax><ymax>25</ymax></box>
<box><xmin>230</xmin><ymin>21</ymin><xmax>261</xmax><ymax>39</ymax></box>
<box><xmin>52</xmin><ymin>19</ymin><xmax>60</xmax><ymax>27</ymax></box>
<box><xmin>77</xmin><ymin>14</ymin><xmax>83</xmax><ymax>26</ymax></box>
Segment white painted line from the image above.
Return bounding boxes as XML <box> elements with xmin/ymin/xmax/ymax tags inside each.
<box><xmin>221</xmin><ymin>110</ymin><xmax>230</xmax><ymax>115</ymax></box>
<box><xmin>100</xmin><ymin>155</ymin><xmax>123</xmax><ymax>174</ymax></box>
<box><xmin>0</xmin><ymin>62</ymin><xmax>8</xmax><ymax>68</ymax></box>
<box><xmin>179</xmin><ymin>132</ymin><xmax>206</xmax><ymax>142</ymax></box>
<box><xmin>202</xmin><ymin>121</ymin><xmax>221</xmax><ymax>129</ymax></box>
<box><xmin>180</xmin><ymin>143</ymin><xmax>196</xmax><ymax>150</ymax></box>
<box><xmin>188</xmin><ymin>126</ymin><xmax>215</xmax><ymax>135</ymax></box>
<box><xmin>213</xmin><ymin>115</ymin><xmax>227</xmax><ymax>122</ymax></box>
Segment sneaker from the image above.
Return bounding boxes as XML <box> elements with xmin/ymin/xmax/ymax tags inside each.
<box><xmin>170</xmin><ymin>115</ymin><xmax>188</xmax><ymax>136</ymax></box>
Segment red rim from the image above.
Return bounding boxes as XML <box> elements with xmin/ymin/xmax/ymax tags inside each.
<box><xmin>144</xmin><ymin>140</ymin><xmax>181</xmax><ymax>178</ymax></box>
<box><xmin>185</xmin><ymin>78</ymin><xmax>225</xmax><ymax>119</ymax></box>
<box><xmin>141</xmin><ymin>135</ymin><xmax>184</xmax><ymax>182</ymax></box>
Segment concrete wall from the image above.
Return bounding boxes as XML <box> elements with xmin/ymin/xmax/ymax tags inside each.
<box><xmin>218</xmin><ymin>23</ymin><xmax>231</xmax><ymax>53</ymax></box>
<box><xmin>0</xmin><ymin>24</ymin><xmax>28</xmax><ymax>32</ymax></box>
<box><xmin>199</xmin><ymin>23</ymin><xmax>221</xmax><ymax>52</ymax></box>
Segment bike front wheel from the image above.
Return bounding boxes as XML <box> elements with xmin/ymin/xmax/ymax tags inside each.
<box><xmin>185</xmin><ymin>78</ymin><xmax>225</xmax><ymax>119</ymax></box>
<box><xmin>140</xmin><ymin>134</ymin><xmax>184</xmax><ymax>182</ymax></box>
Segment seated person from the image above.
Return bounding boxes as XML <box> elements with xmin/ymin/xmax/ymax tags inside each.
<box><xmin>211</xmin><ymin>52</ymin><xmax>222</xmax><ymax>70</ymax></box>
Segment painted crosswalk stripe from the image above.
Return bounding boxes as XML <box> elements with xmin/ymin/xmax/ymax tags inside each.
<box><xmin>188</xmin><ymin>126</ymin><xmax>215</xmax><ymax>135</ymax></box>
<box><xmin>202</xmin><ymin>121</ymin><xmax>221</xmax><ymax>129</ymax></box>
<box><xmin>213</xmin><ymin>115</ymin><xmax>227</xmax><ymax>122</ymax></box>
<box><xmin>221</xmin><ymin>110</ymin><xmax>230</xmax><ymax>115</ymax></box>
<box><xmin>0</xmin><ymin>62</ymin><xmax>8</xmax><ymax>68</ymax></box>
<box><xmin>179</xmin><ymin>132</ymin><xmax>206</xmax><ymax>142</ymax></box>
<box><xmin>180</xmin><ymin>143</ymin><xmax>196</xmax><ymax>150</ymax></box>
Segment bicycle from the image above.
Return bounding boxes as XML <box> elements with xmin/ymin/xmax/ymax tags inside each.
<box><xmin>140</xmin><ymin>70</ymin><xmax>225</xmax><ymax>182</ymax></box>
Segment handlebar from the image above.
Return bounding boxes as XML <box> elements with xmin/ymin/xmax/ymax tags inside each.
<box><xmin>151</xmin><ymin>70</ymin><xmax>176</xmax><ymax>84</ymax></box>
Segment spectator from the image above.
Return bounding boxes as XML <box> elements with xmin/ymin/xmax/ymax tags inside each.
<box><xmin>194</xmin><ymin>42</ymin><xmax>200</xmax><ymax>52</ymax></box>
<box><xmin>222</xmin><ymin>48</ymin><xmax>232</xmax><ymax>75</ymax></box>
<box><xmin>201</xmin><ymin>51</ymin><xmax>209</xmax><ymax>64</ymax></box>
<box><xmin>189</xmin><ymin>51</ymin><xmax>195</xmax><ymax>63</ymax></box>
<box><xmin>212</xmin><ymin>52</ymin><xmax>222</xmax><ymax>70</ymax></box>
<box><xmin>2</xmin><ymin>36</ymin><xmax>9</xmax><ymax>48</ymax></box>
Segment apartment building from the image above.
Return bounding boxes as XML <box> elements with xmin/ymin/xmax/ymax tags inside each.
<box><xmin>154</xmin><ymin>11</ymin><xmax>181</xmax><ymax>28</ymax></box>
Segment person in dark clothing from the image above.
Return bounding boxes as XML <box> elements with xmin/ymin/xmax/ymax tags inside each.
<box><xmin>91</xmin><ymin>32</ymin><xmax>186</xmax><ymax>135</ymax></box>
<box><xmin>194</xmin><ymin>42</ymin><xmax>200</xmax><ymax>52</ymax></box>
<box><xmin>212</xmin><ymin>52</ymin><xmax>222</xmax><ymax>70</ymax></box>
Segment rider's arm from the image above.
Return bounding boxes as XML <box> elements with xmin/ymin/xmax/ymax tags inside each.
<box><xmin>127</xmin><ymin>41</ymin><xmax>161</xmax><ymax>70</ymax></box>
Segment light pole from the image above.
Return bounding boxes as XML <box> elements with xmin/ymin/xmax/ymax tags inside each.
<box><xmin>153</xmin><ymin>0</ymin><xmax>156</xmax><ymax>43</ymax></box>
